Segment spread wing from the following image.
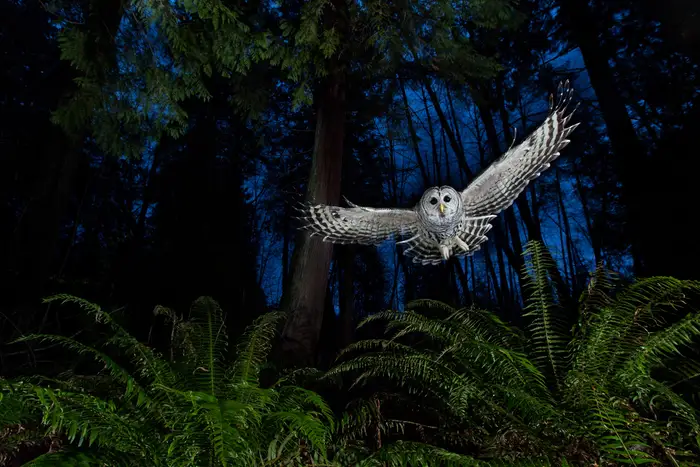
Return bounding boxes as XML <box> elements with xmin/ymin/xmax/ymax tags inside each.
<box><xmin>461</xmin><ymin>80</ymin><xmax>580</xmax><ymax>217</ymax></box>
<box><xmin>296</xmin><ymin>198</ymin><xmax>420</xmax><ymax>245</ymax></box>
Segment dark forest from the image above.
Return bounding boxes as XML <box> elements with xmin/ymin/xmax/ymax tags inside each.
<box><xmin>2</xmin><ymin>0</ymin><xmax>700</xmax><ymax>465</ymax></box>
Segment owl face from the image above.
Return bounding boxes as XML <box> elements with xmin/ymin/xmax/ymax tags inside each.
<box><xmin>418</xmin><ymin>186</ymin><xmax>462</xmax><ymax>227</ymax></box>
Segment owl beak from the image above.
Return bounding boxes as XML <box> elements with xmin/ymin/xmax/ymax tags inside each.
<box><xmin>439</xmin><ymin>203</ymin><xmax>446</xmax><ymax>216</ymax></box>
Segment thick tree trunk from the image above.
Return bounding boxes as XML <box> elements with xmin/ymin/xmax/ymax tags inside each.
<box><xmin>281</xmin><ymin>69</ymin><xmax>346</xmax><ymax>367</ymax></box>
<box><xmin>282</xmin><ymin>202</ymin><xmax>291</xmax><ymax>298</ymax></box>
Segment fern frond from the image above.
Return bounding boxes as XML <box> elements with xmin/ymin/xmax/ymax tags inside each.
<box><xmin>626</xmin><ymin>309</ymin><xmax>700</xmax><ymax>372</ymax></box>
<box><xmin>11</xmin><ymin>334</ymin><xmax>151</xmax><ymax>408</ymax></box>
<box><xmin>356</xmin><ymin>309</ymin><xmax>407</xmax><ymax>329</ymax></box>
<box><xmin>42</xmin><ymin>295</ymin><xmax>177</xmax><ymax>407</ymax></box>
<box><xmin>23</xmin><ymin>449</ymin><xmax>144</xmax><ymax>466</ymax></box>
<box><xmin>406</xmin><ymin>299</ymin><xmax>456</xmax><ymax>317</ymax></box>
<box><xmin>265</xmin><ymin>411</ymin><xmax>330</xmax><ymax>455</ymax></box>
<box><xmin>366</xmin><ymin>440</ymin><xmax>484</xmax><ymax>466</ymax></box>
<box><xmin>7</xmin><ymin>382</ymin><xmax>163</xmax><ymax>459</ymax></box>
<box><xmin>522</xmin><ymin>241</ymin><xmax>569</xmax><ymax>390</ymax></box>
<box><xmin>335</xmin><ymin>338</ymin><xmax>426</xmax><ymax>360</ymax></box>
<box><xmin>564</xmin><ymin>372</ymin><xmax>661</xmax><ymax>464</ymax></box>
<box><xmin>576</xmin><ymin>277</ymin><xmax>700</xmax><ymax>377</ymax></box>
<box><xmin>448</xmin><ymin>306</ymin><xmax>524</xmax><ymax>349</ymax></box>
<box><xmin>578</xmin><ymin>263</ymin><xmax>618</xmax><ymax>315</ymax></box>
<box><xmin>170</xmin><ymin>296</ymin><xmax>230</xmax><ymax>397</ymax></box>
<box><xmin>276</xmin><ymin>385</ymin><xmax>335</xmax><ymax>427</ymax></box>
<box><xmin>229</xmin><ymin>311</ymin><xmax>285</xmax><ymax>387</ymax></box>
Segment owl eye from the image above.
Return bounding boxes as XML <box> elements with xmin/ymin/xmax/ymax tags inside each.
<box><xmin>429</xmin><ymin>197</ymin><xmax>438</xmax><ymax>205</ymax></box>
<box><xmin>443</xmin><ymin>195</ymin><xmax>451</xmax><ymax>202</ymax></box>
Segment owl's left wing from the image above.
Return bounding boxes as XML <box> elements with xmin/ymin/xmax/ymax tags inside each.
<box><xmin>461</xmin><ymin>81</ymin><xmax>580</xmax><ymax>217</ymax></box>
<box><xmin>296</xmin><ymin>199</ymin><xmax>420</xmax><ymax>245</ymax></box>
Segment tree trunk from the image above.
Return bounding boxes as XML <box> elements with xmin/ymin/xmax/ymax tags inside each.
<box><xmin>475</xmin><ymin>82</ymin><xmax>572</xmax><ymax>310</ymax></box>
<box><xmin>559</xmin><ymin>0</ymin><xmax>647</xmax><ymax>275</ymax></box>
<box><xmin>422</xmin><ymin>79</ymin><xmax>474</xmax><ymax>179</ymax></box>
<box><xmin>400</xmin><ymin>80</ymin><xmax>430</xmax><ymax>186</ymax></box>
<box><xmin>282</xmin><ymin>202</ymin><xmax>291</xmax><ymax>298</ymax></box>
<box><xmin>281</xmin><ymin>69</ymin><xmax>346</xmax><ymax>367</ymax></box>
<box><xmin>419</xmin><ymin>86</ymin><xmax>441</xmax><ymax>185</ymax></box>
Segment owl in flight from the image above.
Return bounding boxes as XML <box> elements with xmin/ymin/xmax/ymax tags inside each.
<box><xmin>297</xmin><ymin>81</ymin><xmax>580</xmax><ymax>265</ymax></box>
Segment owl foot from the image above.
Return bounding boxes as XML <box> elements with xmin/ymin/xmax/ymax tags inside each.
<box><xmin>439</xmin><ymin>244</ymin><xmax>450</xmax><ymax>261</ymax></box>
<box><xmin>454</xmin><ymin>237</ymin><xmax>470</xmax><ymax>252</ymax></box>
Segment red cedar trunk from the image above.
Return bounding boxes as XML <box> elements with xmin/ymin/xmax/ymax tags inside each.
<box><xmin>281</xmin><ymin>70</ymin><xmax>346</xmax><ymax>367</ymax></box>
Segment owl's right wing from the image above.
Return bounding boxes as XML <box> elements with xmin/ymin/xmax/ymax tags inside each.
<box><xmin>296</xmin><ymin>199</ymin><xmax>420</xmax><ymax>245</ymax></box>
<box><xmin>460</xmin><ymin>81</ymin><xmax>579</xmax><ymax>217</ymax></box>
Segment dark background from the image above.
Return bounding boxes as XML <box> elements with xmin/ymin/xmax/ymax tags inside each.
<box><xmin>1</xmin><ymin>0</ymin><xmax>699</xmax><ymax>374</ymax></box>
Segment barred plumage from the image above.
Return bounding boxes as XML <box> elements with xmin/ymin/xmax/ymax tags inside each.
<box><xmin>461</xmin><ymin>81</ymin><xmax>580</xmax><ymax>217</ymax></box>
<box><xmin>296</xmin><ymin>81</ymin><xmax>580</xmax><ymax>265</ymax></box>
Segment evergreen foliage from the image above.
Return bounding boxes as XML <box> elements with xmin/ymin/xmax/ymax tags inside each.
<box><xmin>42</xmin><ymin>0</ymin><xmax>521</xmax><ymax>158</ymax></box>
<box><xmin>329</xmin><ymin>240</ymin><xmax>700</xmax><ymax>465</ymax></box>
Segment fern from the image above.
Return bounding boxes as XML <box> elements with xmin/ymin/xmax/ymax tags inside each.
<box><xmin>1</xmin><ymin>295</ymin><xmax>334</xmax><ymax>466</ymax></box>
<box><xmin>522</xmin><ymin>241</ymin><xmax>569</xmax><ymax>392</ymax></box>
<box><xmin>329</xmin><ymin>241</ymin><xmax>700</xmax><ymax>464</ymax></box>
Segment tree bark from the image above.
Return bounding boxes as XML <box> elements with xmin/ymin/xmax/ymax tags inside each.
<box><xmin>281</xmin><ymin>69</ymin><xmax>346</xmax><ymax>367</ymax></box>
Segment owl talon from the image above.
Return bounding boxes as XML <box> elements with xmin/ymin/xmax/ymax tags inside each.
<box><xmin>439</xmin><ymin>244</ymin><xmax>450</xmax><ymax>261</ymax></box>
<box><xmin>454</xmin><ymin>237</ymin><xmax>470</xmax><ymax>252</ymax></box>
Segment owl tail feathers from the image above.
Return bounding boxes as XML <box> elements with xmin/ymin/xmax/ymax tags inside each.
<box><xmin>398</xmin><ymin>237</ymin><xmax>453</xmax><ymax>261</ymax></box>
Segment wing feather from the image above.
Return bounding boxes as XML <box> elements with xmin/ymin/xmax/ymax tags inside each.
<box><xmin>296</xmin><ymin>200</ymin><xmax>420</xmax><ymax>245</ymax></box>
<box><xmin>461</xmin><ymin>80</ymin><xmax>580</xmax><ymax>217</ymax></box>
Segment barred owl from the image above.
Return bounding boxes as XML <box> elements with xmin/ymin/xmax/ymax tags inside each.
<box><xmin>296</xmin><ymin>81</ymin><xmax>580</xmax><ymax>265</ymax></box>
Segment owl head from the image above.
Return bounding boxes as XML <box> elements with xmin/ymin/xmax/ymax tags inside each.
<box><xmin>418</xmin><ymin>186</ymin><xmax>462</xmax><ymax>225</ymax></box>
